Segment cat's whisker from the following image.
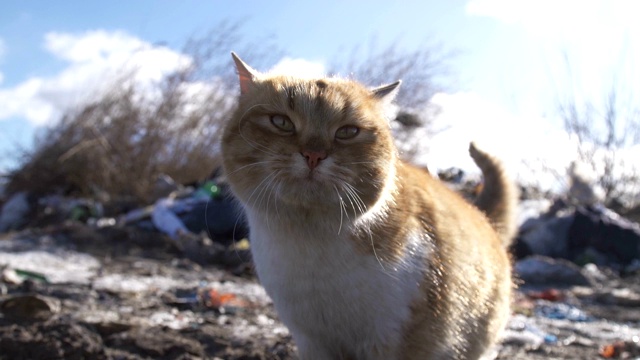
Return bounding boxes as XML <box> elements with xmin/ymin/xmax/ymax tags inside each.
<box><xmin>273</xmin><ymin>179</ymin><xmax>283</xmax><ymax>221</ymax></box>
<box><xmin>343</xmin><ymin>182</ymin><xmax>368</xmax><ymax>216</ymax></box>
<box><xmin>246</xmin><ymin>170</ymin><xmax>279</xmax><ymax>211</ymax></box>
<box><xmin>264</xmin><ymin>171</ymin><xmax>282</xmax><ymax>227</ymax></box>
<box><xmin>341</xmin><ymin>161</ymin><xmax>376</xmax><ymax>166</ymax></box>
<box><xmin>367</xmin><ymin>227</ymin><xmax>386</xmax><ymax>272</ymax></box>
<box><xmin>225</xmin><ymin>160</ymin><xmax>278</xmax><ymax>178</ymax></box>
<box><xmin>256</xmin><ymin>170</ymin><xmax>279</xmax><ymax>212</ymax></box>
<box><xmin>340</xmin><ymin>183</ymin><xmax>360</xmax><ymax>220</ymax></box>
<box><xmin>333</xmin><ymin>185</ymin><xmax>346</xmax><ymax>235</ymax></box>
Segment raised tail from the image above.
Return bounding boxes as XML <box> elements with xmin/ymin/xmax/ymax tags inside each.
<box><xmin>469</xmin><ymin>142</ymin><xmax>519</xmax><ymax>247</ymax></box>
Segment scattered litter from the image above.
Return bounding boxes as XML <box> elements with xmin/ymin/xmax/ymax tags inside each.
<box><xmin>503</xmin><ymin>315</ymin><xmax>557</xmax><ymax>349</ymax></box>
<box><xmin>535</xmin><ymin>302</ymin><xmax>593</xmax><ymax>322</ymax></box>
<box><xmin>93</xmin><ymin>274</ymin><xmax>199</xmax><ymax>294</ymax></box>
<box><xmin>0</xmin><ymin>191</ymin><xmax>30</xmax><ymax>232</ymax></box>
<box><xmin>201</xmin><ymin>288</ymin><xmax>248</xmax><ymax>309</ymax></box>
<box><xmin>230</xmin><ymin>238</ymin><xmax>251</xmax><ymax>251</ymax></box>
<box><xmin>599</xmin><ymin>339</ymin><xmax>640</xmax><ymax>359</ymax></box>
<box><xmin>0</xmin><ymin>250</ymin><xmax>99</xmax><ymax>284</ymax></box>
<box><xmin>516</xmin><ymin>255</ymin><xmax>591</xmax><ymax>286</ymax></box>
<box><xmin>1</xmin><ymin>267</ymin><xmax>48</xmax><ymax>284</ymax></box>
<box><xmin>526</xmin><ymin>288</ymin><xmax>564</xmax><ymax>302</ymax></box>
<box><xmin>152</xmin><ymin>198</ymin><xmax>190</xmax><ymax>240</ymax></box>
<box><xmin>149</xmin><ymin>309</ymin><xmax>199</xmax><ymax>330</ymax></box>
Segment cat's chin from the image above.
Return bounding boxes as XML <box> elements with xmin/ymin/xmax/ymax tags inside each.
<box><xmin>275</xmin><ymin>178</ymin><xmax>341</xmax><ymax>209</ymax></box>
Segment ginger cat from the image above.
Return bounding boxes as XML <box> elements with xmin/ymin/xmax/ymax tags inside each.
<box><xmin>221</xmin><ymin>52</ymin><xmax>517</xmax><ymax>360</ymax></box>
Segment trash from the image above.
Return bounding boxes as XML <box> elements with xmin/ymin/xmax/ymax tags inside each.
<box><xmin>609</xmin><ymin>288</ymin><xmax>640</xmax><ymax>307</ymax></box>
<box><xmin>0</xmin><ymin>249</ymin><xmax>99</xmax><ymax>284</ymax></box>
<box><xmin>193</xmin><ymin>180</ymin><xmax>222</xmax><ymax>200</ymax></box>
<box><xmin>535</xmin><ymin>302</ymin><xmax>593</xmax><ymax>322</ymax></box>
<box><xmin>38</xmin><ymin>195</ymin><xmax>104</xmax><ymax>223</ymax></box>
<box><xmin>517</xmin><ymin>213</ymin><xmax>574</xmax><ymax>259</ymax></box>
<box><xmin>144</xmin><ymin>180</ymin><xmax>246</xmax><ymax>242</ymax></box>
<box><xmin>149</xmin><ymin>309</ymin><xmax>199</xmax><ymax>330</ymax></box>
<box><xmin>0</xmin><ymin>191</ymin><xmax>30</xmax><ymax>232</ymax></box>
<box><xmin>200</xmin><ymin>288</ymin><xmax>248</xmax><ymax>309</ymax></box>
<box><xmin>93</xmin><ymin>274</ymin><xmax>198</xmax><ymax>294</ymax></box>
<box><xmin>151</xmin><ymin>197</ymin><xmax>190</xmax><ymax>239</ymax></box>
<box><xmin>526</xmin><ymin>288</ymin><xmax>564</xmax><ymax>302</ymax></box>
<box><xmin>230</xmin><ymin>238</ymin><xmax>251</xmax><ymax>251</ymax></box>
<box><xmin>1</xmin><ymin>267</ymin><xmax>49</xmax><ymax>284</ymax></box>
<box><xmin>152</xmin><ymin>174</ymin><xmax>181</xmax><ymax>200</ymax></box>
<box><xmin>599</xmin><ymin>341</ymin><xmax>620</xmax><ymax>358</ymax></box>
<box><xmin>515</xmin><ymin>255</ymin><xmax>591</xmax><ymax>287</ymax></box>
<box><xmin>503</xmin><ymin>315</ymin><xmax>558</xmax><ymax>348</ymax></box>
<box><xmin>568</xmin><ymin>206</ymin><xmax>640</xmax><ymax>267</ymax></box>
<box><xmin>599</xmin><ymin>340</ymin><xmax>640</xmax><ymax>359</ymax></box>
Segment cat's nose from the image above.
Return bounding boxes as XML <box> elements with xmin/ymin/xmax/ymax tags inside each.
<box><xmin>301</xmin><ymin>150</ymin><xmax>327</xmax><ymax>170</ymax></box>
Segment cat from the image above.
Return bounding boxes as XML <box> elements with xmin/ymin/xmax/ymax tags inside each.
<box><xmin>221</xmin><ymin>52</ymin><xmax>518</xmax><ymax>360</ymax></box>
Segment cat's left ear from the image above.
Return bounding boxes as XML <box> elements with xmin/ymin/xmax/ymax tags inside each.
<box><xmin>371</xmin><ymin>80</ymin><xmax>402</xmax><ymax>103</ymax></box>
<box><xmin>231</xmin><ymin>52</ymin><xmax>260</xmax><ymax>95</ymax></box>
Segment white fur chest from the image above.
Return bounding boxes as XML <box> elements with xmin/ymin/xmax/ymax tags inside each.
<box><xmin>246</xmin><ymin>210</ymin><xmax>427</xmax><ymax>359</ymax></box>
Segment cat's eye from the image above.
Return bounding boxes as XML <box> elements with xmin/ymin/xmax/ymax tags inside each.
<box><xmin>335</xmin><ymin>125</ymin><xmax>360</xmax><ymax>140</ymax></box>
<box><xmin>270</xmin><ymin>115</ymin><xmax>295</xmax><ymax>132</ymax></box>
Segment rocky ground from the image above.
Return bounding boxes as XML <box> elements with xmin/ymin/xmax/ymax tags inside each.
<box><xmin>1</xmin><ymin>218</ymin><xmax>640</xmax><ymax>359</ymax></box>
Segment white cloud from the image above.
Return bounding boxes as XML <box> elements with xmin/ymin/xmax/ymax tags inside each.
<box><xmin>268</xmin><ymin>57</ymin><xmax>326</xmax><ymax>78</ymax></box>
<box><xmin>466</xmin><ymin>0</ymin><xmax>640</xmax><ymax>135</ymax></box>
<box><xmin>466</xmin><ymin>0</ymin><xmax>640</xmax><ymax>34</ymax></box>
<box><xmin>465</xmin><ymin>0</ymin><xmax>640</xmax><ymax>70</ymax></box>
<box><xmin>0</xmin><ymin>30</ymin><xmax>191</xmax><ymax>126</ymax></box>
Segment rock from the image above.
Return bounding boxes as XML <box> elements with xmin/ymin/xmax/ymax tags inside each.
<box><xmin>0</xmin><ymin>318</ymin><xmax>106</xmax><ymax>359</ymax></box>
<box><xmin>105</xmin><ymin>327</ymin><xmax>204</xmax><ymax>358</ymax></box>
<box><xmin>0</xmin><ymin>294</ymin><xmax>60</xmax><ymax>321</ymax></box>
<box><xmin>515</xmin><ymin>256</ymin><xmax>591</xmax><ymax>287</ymax></box>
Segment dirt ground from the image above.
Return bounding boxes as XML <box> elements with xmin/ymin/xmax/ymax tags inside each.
<box><xmin>1</xmin><ymin>222</ymin><xmax>640</xmax><ymax>359</ymax></box>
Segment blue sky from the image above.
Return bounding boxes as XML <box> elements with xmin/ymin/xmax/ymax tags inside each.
<box><xmin>1</xmin><ymin>0</ymin><xmax>639</xmax><ymax>189</ymax></box>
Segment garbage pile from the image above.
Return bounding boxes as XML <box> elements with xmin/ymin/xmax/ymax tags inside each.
<box><xmin>1</xmin><ymin>167</ymin><xmax>640</xmax><ymax>358</ymax></box>
<box><xmin>0</xmin><ymin>173</ymin><xmax>250</xmax><ymax>271</ymax></box>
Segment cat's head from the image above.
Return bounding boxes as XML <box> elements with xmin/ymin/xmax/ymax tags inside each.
<box><xmin>221</xmin><ymin>53</ymin><xmax>401</xmax><ymax>215</ymax></box>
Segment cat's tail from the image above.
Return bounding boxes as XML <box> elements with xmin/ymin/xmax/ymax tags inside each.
<box><xmin>469</xmin><ymin>142</ymin><xmax>519</xmax><ymax>247</ymax></box>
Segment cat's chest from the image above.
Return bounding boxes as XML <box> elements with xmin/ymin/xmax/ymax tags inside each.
<box><xmin>247</xmin><ymin>212</ymin><xmax>428</xmax><ymax>352</ymax></box>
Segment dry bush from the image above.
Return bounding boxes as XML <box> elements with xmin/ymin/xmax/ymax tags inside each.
<box><xmin>5</xmin><ymin>21</ymin><xmax>281</xmax><ymax>205</ymax></box>
<box><xmin>556</xmin><ymin>58</ymin><xmax>640</xmax><ymax>208</ymax></box>
<box><xmin>5</xmin><ymin>26</ymin><xmax>448</xmax><ymax>205</ymax></box>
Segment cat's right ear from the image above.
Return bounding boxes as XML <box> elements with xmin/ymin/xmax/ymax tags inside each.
<box><xmin>231</xmin><ymin>52</ymin><xmax>260</xmax><ymax>95</ymax></box>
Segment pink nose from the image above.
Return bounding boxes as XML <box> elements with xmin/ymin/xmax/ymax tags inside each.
<box><xmin>301</xmin><ymin>150</ymin><xmax>327</xmax><ymax>170</ymax></box>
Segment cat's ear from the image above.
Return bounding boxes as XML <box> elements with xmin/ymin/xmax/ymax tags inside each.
<box><xmin>371</xmin><ymin>80</ymin><xmax>402</xmax><ymax>102</ymax></box>
<box><xmin>231</xmin><ymin>52</ymin><xmax>260</xmax><ymax>95</ymax></box>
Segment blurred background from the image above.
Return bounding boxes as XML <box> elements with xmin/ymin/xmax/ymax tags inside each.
<box><xmin>0</xmin><ymin>0</ymin><xmax>639</xmax><ymax>207</ymax></box>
